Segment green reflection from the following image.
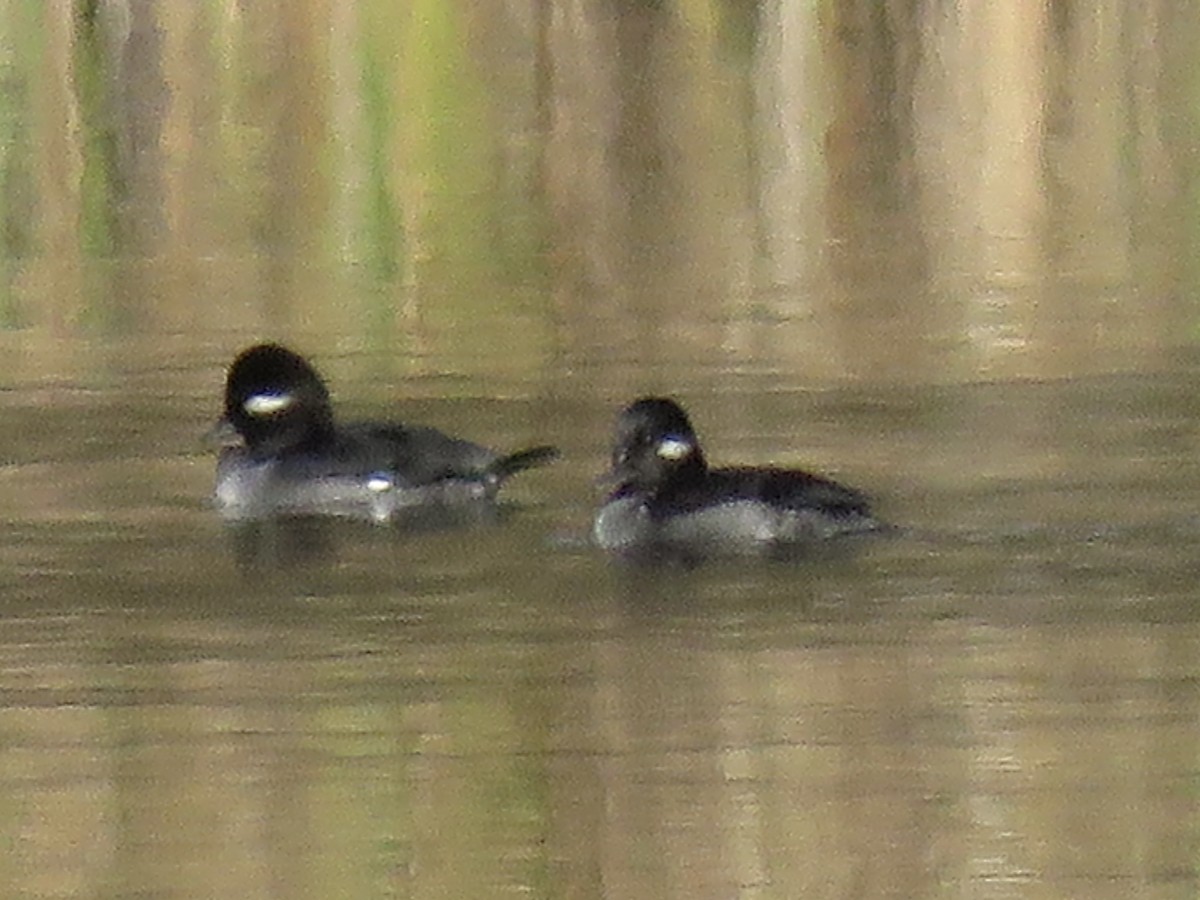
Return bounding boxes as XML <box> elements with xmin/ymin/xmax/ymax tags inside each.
<box><xmin>360</xmin><ymin>30</ymin><xmax>402</xmax><ymax>286</ymax></box>
<box><xmin>73</xmin><ymin>0</ymin><xmax>119</xmax><ymax>260</ymax></box>
<box><xmin>0</xmin><ymin>0</ymin><xmax>37</xmax><ymax>327</ymax></box>
<box><xmin>392</xmin><ymin>1</ymin><xmax>550</xmax><ymax>363</ymax></box>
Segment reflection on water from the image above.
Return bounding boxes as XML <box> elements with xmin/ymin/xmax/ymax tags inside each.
<box><xmin>1</xmin><ymin>1</ymin><xmax>1199</xmax><ymax>898</ymax></box>
<box><xmin>3</xmin><ymin>374</ymin><xmax>1200</xmax><ymax>898</ymax></box>
<box><xmin>0</xmin><ymin>1</ymin><xmax>1195</xmax><ymax>386</ymax></box>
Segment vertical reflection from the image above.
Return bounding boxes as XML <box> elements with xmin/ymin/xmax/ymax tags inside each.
<box><xmin>821</xmin><ymin>0</ymin><xmax>935</xmax><ymax>382</ymax></box>
<box><xmin>534</xmin><ymin>579</ymin><xmax>959</xmax><ymax>898</ymax></box>
<box><xmin>912</xmin><ymin>0</ymin><xmax>1051</xmax><ymax>376</ymax></box>
<box><xmin>1046</xmin><ymin>1</ymin><xmax>1126</xmax><ymax>282</ymax></box>
<box><xmin>24</xmin><ymin>1</ymin><xmax>86</xmax><ymax>337</ymax></box>
<box><xmin>0</xmin><ymin>0</ymin><xmax>38</xmax><ymax>327</ymax></box>
<box><xmin>541</xmin><ymin>0</ymin><xmax>760</xmax><ymax>393</ymax></box>
<box><xmin>72</xmin><ymin>0</ymin><xmax>120</xmax><ymax>262</ymax></box>
<box><xmin>115</xmin><ymin>0</ymin><xmax>169</xmax><ymax>257</ymax></box>
<box><xmin>751</xmin><ymin>0</ymin><xmax>824</xmax><ymax>289</ymax></box>
<box><xmin>343</xmin><ymin>0</ymin><xmax>408</xmax><ymax>354</ymax></box>
<box><xmin>68</xmin><ymin>0</ymin><xmax>169</xmax><ymax>330</ymax></box>
<box><xmin>907</xmin><ymin>2</ymin><xmax>1198</xmax><ymax>380</ymax></box>
<box><xmin>541</xmin><ymin>1</ymin><xmax>623</xmax><ymax>295</ymax></box>
<box><xmin>253</xmin><ymin>0</ymin><xmax>331</xmax><ymax>320</ymax></box>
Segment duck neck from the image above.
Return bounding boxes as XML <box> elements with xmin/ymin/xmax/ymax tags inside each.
<box><xmin>658</xmin><ymin>450</ymin><xmax>707</xmax><ymax>495</ymax></box>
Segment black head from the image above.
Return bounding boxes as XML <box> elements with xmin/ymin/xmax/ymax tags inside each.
<box><xmin>220</xmin><ymin>344</ymin><xmax>335</xmax><ymax>455</ymax></box>
<box><xmin>607</xmin><ymin>397</ymin><xmax>707</xmax><ymax>491</ymax></box>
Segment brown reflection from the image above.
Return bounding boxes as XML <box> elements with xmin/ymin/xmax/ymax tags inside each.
<box><xmin>222</xmin><ymin>506</ymin><xmax>507</xmax><ymax>571</ymax></box>
<box><xmin>3</xmin><ymin>516</ymin><xmax>1200</xmax><ymax>896</ymax></box>
<box><xmin>1</xmin><ymin>3</ymin><xmax>1200</xmax><ymax>896</ymax></box>
<box><xmin>2</xmin><ymin>1</ymin><xmax>1197</xmax><ymax>384</ymax></box>
<box><xmin>820</xmin><ymin>0</ymin><xmax>935</xmax><ymax>385</ymax></box>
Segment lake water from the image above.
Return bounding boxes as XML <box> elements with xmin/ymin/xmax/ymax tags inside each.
<box><xmin>1</xmin><ymin>2</ymin><xmax>1199</xmax><ymax>898</ymax></box>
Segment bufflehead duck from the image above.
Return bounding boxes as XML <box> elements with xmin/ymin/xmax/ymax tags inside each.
<box><xmin>212</xmin><ymin>343</ymin><xmax>558</xmax><ymax>521</ymax></box>
<box><xmin>594</xmin><ymin>397</ymin><xmax>881</xmax><ymax>553</ymax></box>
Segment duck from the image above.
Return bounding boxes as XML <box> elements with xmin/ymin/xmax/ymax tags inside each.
<box><xmin>594</xmin><ymin>397</ymin><xmax>880</xmax><ymax>553</ymax></box>
<box><xmin>211</xmin><ymin>343</ymin><xmax>558</xmax><ymax>521</ymax></box>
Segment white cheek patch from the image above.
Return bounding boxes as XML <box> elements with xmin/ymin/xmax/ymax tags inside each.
<box><xmin>366</xmin><ymin>473</ymin><xmax>393</xmax><ymax>493</ymax></box>
<box><xmin>243</xmin><ymin>391</ymin><xmax>294</xmax><ymax>417</ymax></box>
<box><xmin>656</xmin><ymin>436</ymin><xmax>693</xmax><ymax>461</ymax></box>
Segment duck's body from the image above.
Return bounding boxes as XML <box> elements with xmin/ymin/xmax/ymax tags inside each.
<box><xmin>213</xmin><ymin>344</ymin><xmax>557</xmax><ymax>521</ymax></box>
<box><xmin>594</xmin><ymin>398</ymin><xmax>880</xmax><ymax>553</ymax></box>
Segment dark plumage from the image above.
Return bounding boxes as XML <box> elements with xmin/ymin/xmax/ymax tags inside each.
<box><xmin>594</xmin><ymin>397</ymin><xmax>880</xmax><ymax>552</ymax></box>
<box><xmin>212</xmin><ymin>343</ymin><xmax>558</xmax><ymax>521</ymax></box>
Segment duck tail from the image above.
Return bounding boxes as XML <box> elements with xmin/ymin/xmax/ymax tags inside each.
<box><xmin>489</xmin><ymin>445</ymin><xmax>560</xmax><ymax>482</ymax></box>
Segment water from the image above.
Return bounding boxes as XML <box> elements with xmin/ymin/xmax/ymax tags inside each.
<box><xmin>4</xmin><ymin>369</ymin><xmax>1199</xmax><ymax>898</ymax></box>
<box><xmin>2</xmin><ymin>2</ymin><xmax>1200</xmax><ymax>898</ymax></box>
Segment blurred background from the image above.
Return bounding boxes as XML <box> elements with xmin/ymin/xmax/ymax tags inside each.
<box><xmin>1</xmin><ymin>2</ymin><xmax>1199</xmax><ymax>898</ymax></box>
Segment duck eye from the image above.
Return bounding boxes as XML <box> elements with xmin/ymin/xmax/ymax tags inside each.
<box><xmin>656</xmin><ymin>436</ymin><xmax>692</xmax><ymax>460</ymax></box>
<box><xmin>243</xmin><ymin>391</ymin><xmax>294</xmax><ymax>417</ymax></box>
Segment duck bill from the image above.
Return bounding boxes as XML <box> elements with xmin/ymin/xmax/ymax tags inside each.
<box><xmin>594</xmin><ymin>461</ymin><xmax>634</xmax><ymax>488</ymax></box>
<box><xmin>594</xmin><ymin>469</ymin><xmax>618</xmax><ymax>488</ymax></box>
<box><xmin>203</xmin><ymin>417</ymin><xmax>244</xmax><ymax>450</ymax></box>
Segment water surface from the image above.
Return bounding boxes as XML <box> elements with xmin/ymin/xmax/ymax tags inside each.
<box><xmin>1</xmin><ymin>2</ymin><xmax>1199</xmax><ymax>898</ymax></box>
